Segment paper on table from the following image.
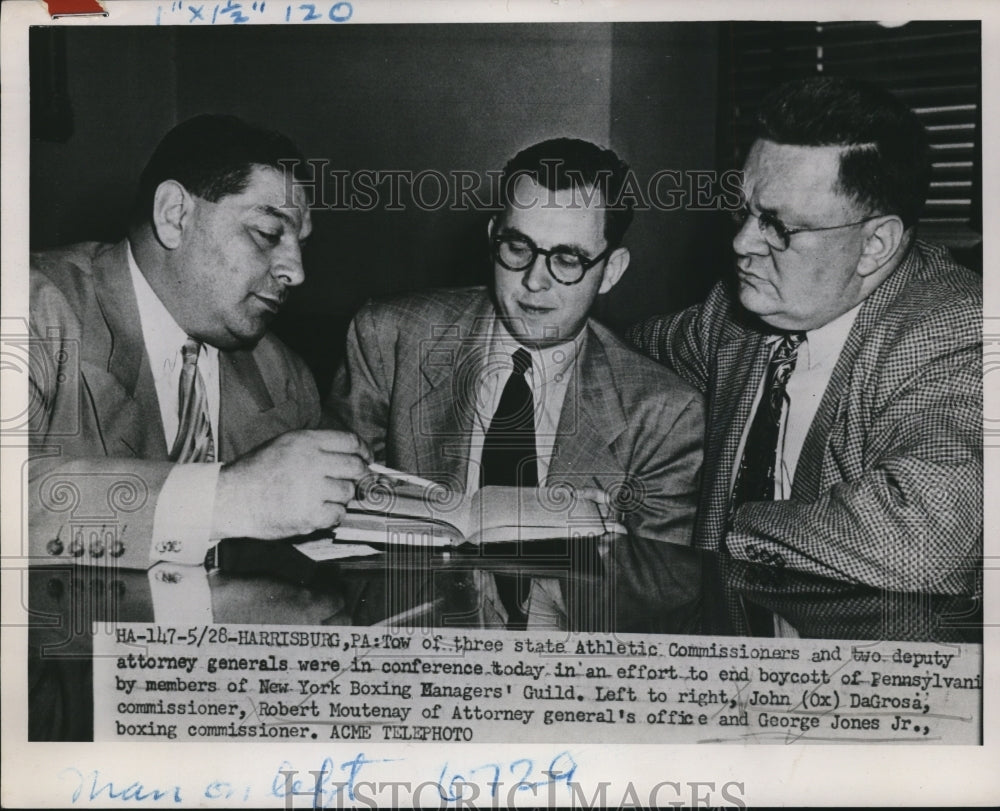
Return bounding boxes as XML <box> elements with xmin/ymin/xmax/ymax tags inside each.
<box><xmin>293</xmin><ymin>540</ymin><xmax>383</xmax><ymax>561</ymax></box>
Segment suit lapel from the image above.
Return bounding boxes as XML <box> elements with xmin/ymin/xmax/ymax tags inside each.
<box><xmin>408</xmin><ymin>292</ymin><xmax>495</xmax><ymax>485</ymax></box>
<box><xmin>85</xmin><ymin>242</ymin><xmax>295</xmax><ymax>464</ymax></box>
<box><xmin>218</xmin><ymin>349</ymin><xmax>275</xmax><ymax>460</ymax></box>
<box><xmin>701</xmin><ymin>326</ymin><xmax>769</xmax><ymax>543</ymax></box>
<box><xmin>88</xmin><ymin>242</ymin><xmax>168</xmax><ymax>459</ymax></box>
<box><xmin>792</xmin><ymin>250</ymin><xmax>918</xmax><ymax>500</ymax></box>
<box><xmin>550</xmin><ymin>325</ymin><xmax>626</xmax><ymax>480</ymax></box>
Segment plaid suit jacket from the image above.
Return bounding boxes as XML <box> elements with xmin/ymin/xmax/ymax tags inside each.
<box><xmin>323</xmin><ymin>287</ymin><xmax>704</xmax><ymax>545</ymax></box>
<box><xmin>629</xmin><ymin>241</ymin><xmax>982</xmax><ymax>596</ymax></box>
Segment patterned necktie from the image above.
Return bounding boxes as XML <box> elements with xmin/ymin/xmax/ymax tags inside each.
<box><xmin>480</xmin><ymin>347</ymin><xmax>538</xmax><ymax>489</ymax></box>
<box><xmin>480</xmin><ymin>347</ymin><xmax>536</xmax><ymax>631</ymax></box>
<box><xmin>169</xmin><ymin>337</ymin><xmax>215</xmax><ymax>463</ymax></box>
<box><xmin>731</xmin><ymin>332</ymin><xmax>805</xmax><ymax>505</ymax></box>
<box><xmin>730</xmin><ymin>332</ymin><xmax>803</xmax><ymax>637</ymax></box>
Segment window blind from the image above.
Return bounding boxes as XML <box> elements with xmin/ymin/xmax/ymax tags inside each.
<box><xmin>722</xmin><ymin>21</ymin><xmax>982</xmax><ymax>251</ymax></box>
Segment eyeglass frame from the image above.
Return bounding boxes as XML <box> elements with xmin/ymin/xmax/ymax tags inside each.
<box><xmin>490</xmin><ymin>232</ymin><xmax>613</xmax><ymax>285</ymax></box>
<box><xmin>730</xmin><ymin>202</ymin><xmax>884</xmax><ymax>251</ymax></box>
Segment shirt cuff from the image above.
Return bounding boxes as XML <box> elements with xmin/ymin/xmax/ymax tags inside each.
<box><xmin>148</xmin><ymin>463</ymin><xmax>222</xmax><ymax>566</ymax></box>
<box><xmin>148</xmin><ymin>563</ymin><xmax>215</xmax><ymax>624</ymax></box>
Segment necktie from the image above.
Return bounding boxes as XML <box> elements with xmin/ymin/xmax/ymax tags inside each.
<box><xmin>732</xmin><ymin>333</ymin><xmax>804</xmax><ymax>505</ymax></box>
<box><xmin>480</xmin><ymin>347</ymin><xmax>538</xmax><ymax>489</ymax></box>
<box><xmin>480</xmin><ymin>347</ymin><xmax>537</xmax><ymax>630</ymax></box>
<box><xmin>730</xmin><ymin>332</ymin><xmax>804</xmax><ymax>636</ymax></box>
<box><xmin>169</xmin><ymin>338</ymin><xmax>215</xmax><ymax>463</ymax></box>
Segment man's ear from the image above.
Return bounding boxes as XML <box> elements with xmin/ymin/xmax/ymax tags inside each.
<box><xmin>598</xmin><ymin>247</ymin><xmax>630</xmax><ymax>294</ymax></box>
<box><xmin>856</xmin><ymin>215</ymin><xmax>905</xmax><ymax>278</ymax></box>
<box><xmin>151</xmin><ymin>180</ymin><xmax>193</xmax><ymax>250</ymax></box>
<box><xmin>487</xmin><ymin>215</ymin><xmax>497</xmax><ymax>242</ymax></box>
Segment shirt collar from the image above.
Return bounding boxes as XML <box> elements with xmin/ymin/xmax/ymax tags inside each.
<box><xmin>763</xmin><ymin>303</ymin><xmax>862</xmax><ymax>370</ymax></box>
<box><xmin>800</xmin><ymin>302</ymin><xmax>863</xmax><ymax>370</ymax></box>
<box><xmin>127</xmin><ymin>241</ymin><xmax>218</xmax><ymax>364</ymax></box>
<box><xmin>489</xmin><ymin>314</ymin><xmax>582</xmax><ymax>383</ymax></box>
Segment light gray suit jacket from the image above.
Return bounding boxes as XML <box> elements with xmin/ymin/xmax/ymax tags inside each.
<box><xmin>28</xmin><ymin>241</ymin><xmax>320</xmax><ymax>569</ymax></box>
<box><xmin>323</xmin><ymin>287</ymin><xmax>704</xmax><ymax>544</ymax></box>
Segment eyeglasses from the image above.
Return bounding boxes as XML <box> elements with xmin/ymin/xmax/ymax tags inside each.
<box><xmin>730</xmin><ymin>203</ymin><xmax>882</xmax><ymax>252</ymax></box>
<box><xmin>491</xmin><ymin>234</ymin><xmax>611</xmax><ymax>285</ymax></box>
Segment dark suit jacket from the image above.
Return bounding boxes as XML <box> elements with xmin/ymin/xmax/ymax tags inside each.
<box><xmin>630</xmin><ymin>240</ymin><xmax>982</xmax><ymax>596</ymax></box>
<box><xmin>28</xmin><ymin>241</ymin><xmax>320</xmax><ymax>569</ymax></box>
<box><xmin>323</xmin><ymin>287</ymin><xmax>704</xmax><ymax>544</ymax></box>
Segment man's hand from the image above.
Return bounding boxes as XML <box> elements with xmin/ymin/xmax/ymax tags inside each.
<box><xmin>211</xmin><ymin>430</ymin><xmax>372</xmax><ymax>540</ymax></box>
<box><xmin>572</xmin><ymin>485</ymin><xmax>615</xmax><ymax>520</ymax></box>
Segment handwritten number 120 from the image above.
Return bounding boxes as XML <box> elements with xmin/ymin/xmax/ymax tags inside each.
<box><xmin>286</xmin><ymin>2</ymin><xmax>353</xmax><ymax>22</ymax></box>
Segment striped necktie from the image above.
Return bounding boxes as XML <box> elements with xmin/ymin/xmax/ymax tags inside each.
<box><xmin>169</xmin><ymin>337</ymin><xmax>215</xmax><ymax>463</ymax></box>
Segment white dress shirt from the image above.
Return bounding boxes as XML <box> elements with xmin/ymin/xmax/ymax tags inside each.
<box><xmin>127</xmin><ymin>245</ymin><xmax>222</xmax><ymax>567</ymax></box>
<box><xmin>732</xmin><ymin>303</ymin><xmax>862</xmax><ymax>637</ymax></box>
<box><xmin>732</xmin><ymin>303</ymin><xmax>862</xmax><ymax>497</ymax></box>
<box><xmin>465</xmin><ymin>316</ymin><xmax>583</xmax><ymax>494</ymax></box>
<box><xmin>777</xmin><ymin>304</ymin><xmax>862</xmax><ymax>496</ymax></box>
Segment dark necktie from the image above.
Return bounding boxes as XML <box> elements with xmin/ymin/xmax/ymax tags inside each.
<box><xmin>730</xmin><ymin>332</ymin><xmax>804</xmax><ymax>636</ymax></box>
<box><xmin>732</xmin><ymin>333</ymin><xmax>804</xmax><ymax>505</ymax></box>
<box><xmin>480</xmin><ymin>347</ymin><xmax>537</xmax><ymax>630</ymax></box>
<box><xmin>169</xmin><ymin>337</ymin><xmax>215</xmax><ymax>463</ymax></box>
<box><xmin>480</xmin><ymin>347</ymin><xmax>538</xmax><ymax>489</ymax></box>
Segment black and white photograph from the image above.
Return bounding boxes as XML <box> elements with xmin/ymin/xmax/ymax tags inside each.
<box><xmin>2</xmin><ymin>1</ymin><xmax>995</xmax><ymax>807</ymax></box>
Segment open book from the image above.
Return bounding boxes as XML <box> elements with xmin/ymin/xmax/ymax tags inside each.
<box><xmin>295</xmin><ymin>485</ymin><xmax>623</xmax><ymax>560</ymax></box>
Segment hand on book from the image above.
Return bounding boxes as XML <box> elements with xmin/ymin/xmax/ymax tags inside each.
<box><xmin>571</xmin><ymin>486</ymin><xmax>618</xmax><ymax>521</ymax></box>
<box><xmin>213</xmin><ymin>430</ymin><xmax>372</xmax><ymax>540</ymax></box>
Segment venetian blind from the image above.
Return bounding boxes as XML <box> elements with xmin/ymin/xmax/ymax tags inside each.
<box><xmin>722</xmin><ymin>21</ymin><xmax>982</xmax><ymax>251</ymax></box>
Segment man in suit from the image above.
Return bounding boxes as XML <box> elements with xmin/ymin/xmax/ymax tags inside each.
<box><xmin>325</xmin><ymin>138</ymin><xmax>704</xmax><ymax>545</ymax></box>
<box><xmin>629</xmin><ymin>77</ymin><xmax>982</xmax><ymax>622</ymax></box>
<box><xmin>29</xmin><ymin>114</ymin><xmax>371</xmax><ymax>571</ymax></box>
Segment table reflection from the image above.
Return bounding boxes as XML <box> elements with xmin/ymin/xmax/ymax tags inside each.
<box><xmin>28</xmin><ymin>531</ymin><xmax>979</xmax><ymax>740</ymax></box>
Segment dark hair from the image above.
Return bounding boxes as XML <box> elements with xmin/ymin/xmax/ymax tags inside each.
<box><xmin>499</xmin><ymin>138</ymin><xmax>634</xmax><ymax>247</ymax></box>
<box><xmin>132</xmin><ymin>114</ymin><xmax>307</xmax><ymax>224</ymax></box>
<box><xmin>755</xmin><ymin>76</ymin><xmax>930</xmax><ymax>228</ymax></box>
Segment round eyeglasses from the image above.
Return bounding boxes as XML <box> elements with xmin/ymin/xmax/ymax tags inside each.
<box><xmin>730</xmin><ymin>203</ymin><xmax>882</xmax><ymax>252</ymax></box>
<box><xmin>491</xmin><ymin>234</ymin><xmax>611</xmax><ymax>285</ymax></box>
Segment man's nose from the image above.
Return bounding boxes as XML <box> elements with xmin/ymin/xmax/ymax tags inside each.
<box><xmin>272</xmin><ymin>241</ymin><xmax>306</xmax><ymax>287</ymax></box>
<box><xmin>522</xmin><ymin>253</ymin><xmax>552</xmax><ymax>291</ymax></box>
<box><xmin>732</xmin><ymin>212</ymin><xmax>769</xmax><ymax>257</ymax></box>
